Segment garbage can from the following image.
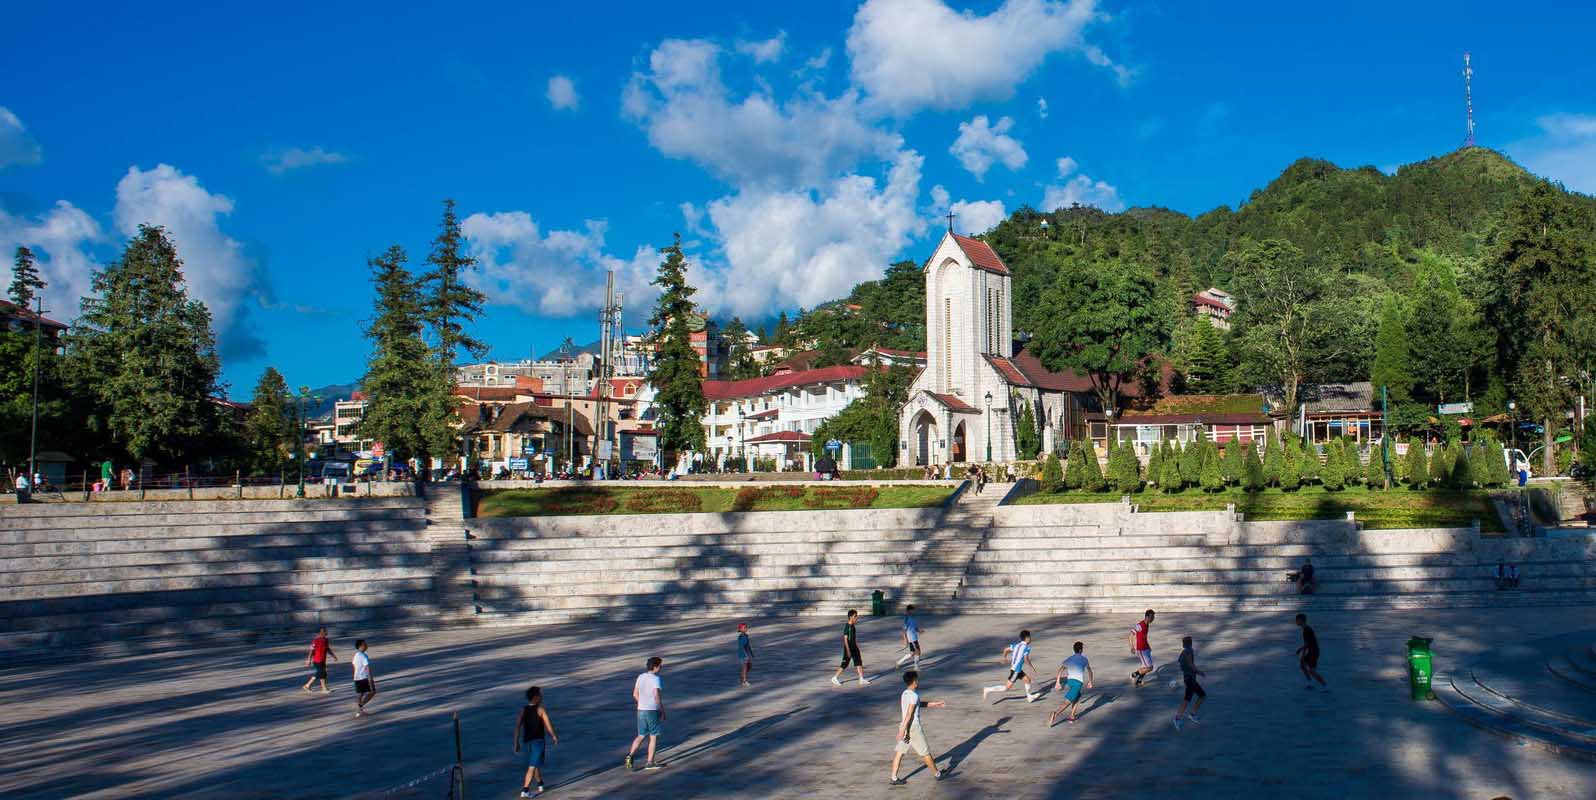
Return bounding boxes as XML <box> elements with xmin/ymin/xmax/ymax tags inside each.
<box><xmin>1406</xmin><ymin>636</ymin><xmax>1434</xmax><ymax>701</ymax></box>
<box><xmin>871</xmin><ymin>589</ymin><xmax>885</xmax><ymax>617</ymax></box>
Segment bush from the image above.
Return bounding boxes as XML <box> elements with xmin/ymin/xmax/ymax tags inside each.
<box><xmin>1242</xmin><ymin>442</ymin><xmax>1265</xmax><ymax>492</ymax></box>
<box><xmin>1263</xmin><ymin>431</ymin><xmax>1283</xmax><ymax>486</ymax></box>
<box><xmin>1109</xmin><ymin>439</ymin><xmax>1141</xmax><ymax>494</ymax></box>
<box><xmin>1221</xmin><ymin>441</ymin><xmax>1244</xmax><ymax>486</ymax></box>
<box><xmin>1278</xmin><ymin>447</ymin><xmax>1301</xmax><ymax>491</ymax></box>
<box><xmin>1146</xmin><ymin>442</ymin><xmax>1165</xmax><ymax>489</ymax></box>
<box><xmin>1178</xmin><ymin>440</ymin><xmax>1204</xmax><ymax>485</ymax></box>
<box><xmin>1321</xmin><ymin>441</ymin><xmax>1346</xmax><ymax>491</ymax></box>
<box><xmin>1063</xmin><ymin>439</ymin><xmax>1087</xmax><ymax>490</ymax></box>
<box><xmin>541</xmin><ymin>488</ymin><xmax>619</xmax><ymax>515</ymax></box>
<box><xmin>1200</xmin><ymin>446</ymin><xmax>1225</xmax><ymax>492</ymax></box>
<box><xmin>732</xmin><ymin>485</ymin><xmax>803</xmax><ymax>511</ymax></box>
<box><xmin>1467</xmin><ymin>441</ymin><xmax>1495</xmax><ymax>488</ymax></box>
<box><xmin>624</xmin><ymin>489</ymin><xmax>704</xmax><ymax>514</ymax></box>
<box><xmin>1365</xmin><ymin>444</ymin><xmax>1387</xmax><ymax>489</ymax></box>
<box><xmin>1081</xmin><ymin>439</ymin><xmax>1106</xmax><ymax>492</ymax></box>
<box><xmin>1341</xmin><ymin>441</ymin><xmax>1364</xmax><ymax>488</ymax></box>
<box><xmin>1159</xmin><ymin>452</ymin><xmax>1183</xmax><ymax>493</ymax></box>
<box><xmin>1040</xmin><ymin>451</ymin><xmax>1063</xmax><ymax>490</ymax></box>
<box><xmin>1297</xmin><ymin>440</ymin><xmax>1320</xmax><ymax>484</ymax></box>
<box><xmin>1428</xmin><ymin>442</ymin><xmax>1451</xmax><ymax>483</ymax></box>
<box><xmin>1405</xmin><ymin>441</ymin><xmax>1429</xmax><ymax>488</ymax></box>
<box><xmin>1448</xmin><ymin>446</ymin><xmax>1475</xmax><ymax>490</ymax></box>
<box><xmin>803</xmin><ymin>486</ymin><xmax>879</xmax><ymax>509</ymax></box>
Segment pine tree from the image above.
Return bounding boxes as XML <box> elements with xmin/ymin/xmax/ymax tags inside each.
<box><xmin>648</xmin><ymin>234</ymin><xmax>708</xmax><ymax>461</ymax></box>
<box><xmin>1041</xmin><ymin>451</ymin><xmax>1063</xmax><ymax>490</ymax></box>
<box><xmin>1370</xmin><ymin>295</ymin><xmax>1416</xmax><ymax>403</ymax></box>
<box><xmin>1320</xmin><ymin>440</ymin><xmax>1346</xmax><ymax>491</ymax></box>
<box><xmin>1279</xmin><ymin>445</ymin><xmax>1302</xmax><ymax>491</ymax></box>
<box><xmin>1448</xmin><ymin>443</ymin><xmax>1474</xmax><ymax>490</ymax></box>
<box><xmin>358</xmin><ymin>246</ymin><xmax>432</xmax><ymax>463</ymax></box>
<box><xmin>1200</xmin><ymin>445</ymin><xmax>1225</xmax><ymax>492</ymax></box>
<box><xmin>68</xmin><ymin>225</ymin><xmax>222</xmax><ymax>465</ymax></box>
<box><xmin>1015</xmin><ymin>399</ymin><xmax>1041</xmax><ymax>460</ymax></box>
<box><xmin>1222</xmin><ymin>440</ymin><xmax>1244</xmax><ymax>485</ymax></box>
<box><xmin>1063</xmin><ymin>439</ymin><xmax>1087</xmax><ymax>490</ymax></box>
<box><xmin>420</xmin><ymin>199</ymin><xmax>488</xmax><ymax>462</ymax></box>
<box><xmin>1110</xmin><ymin>439</ymin><xmax>1141</xmax><ymax>494</ymax></box>
<box><xmin>1405</xmin><ymin>441</ymin><xmax>1430</xmax><ymax>488</ymax></box>
<box><xmin>1262</xmin><ymin>430</ymin><xmax>1283</xmax><ymax>486</ymax></box>
<box><xmin>1081</xmin><ymin>439</ymin><xmax>1106</xmax><ymax>492</ymax></box>
<box><xmin>1298</xmin><ymin>440</ymin><xmax>1321</xmax><ymax>484</ymax></box>
<box><xmin>1</xmin><ymin>247</ymin><xmax>68</xmax><ymax>466</ymax></box>
<box><xmin>1146</xmin><ymin>440</ymin><xmax>1165</xmax><ymax>489</ymax></box>
<box><xmin>1428</xmin><ymin>443</ymin><xmax>1451</xmax><ymax>486</ymax></box>
<box><xmin>9</xmin><ymin>246</ymin><xmax>44</xmax><ymax>308</ymax></box>
<box><xmin>1178</xmin><ymin>439</ymin><xmax>1203</xmax><ymax>485</ymax></box>
<box><xmin>1159</xmin><ymin>451</ymin><xmax>1183</xmax><ymax>493</ymax></box>
<box><xmin>721</xmin><ymin>317</ymin><xmax>763</xmax><ymax>380</ymax></box>
<box><xmin>243</xmin><ymin>367</ymin><xmax>292</xmax><ymax>476</ymax></box>
<box><xmin>1242</xmin><ymin>443</ymin><xmax>1266</xmax><ymax>491</ymax></box>
<box><xmin>1342</xmin><ymin>440</ymin><xmax>1364</xmax><ymax>488</ymax></box>
<box><xmin>1467</xmin><ymin>441</ymin><xmax>1495</xmax><ymax>488</ymax></box>
<box><xmin>1365</xmin><ymin>443</ymin><xmax>1386</xmax><ymax>489</ymax></box>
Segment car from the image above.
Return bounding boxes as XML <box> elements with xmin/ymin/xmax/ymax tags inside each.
<box><xmin>321</xmin><ymin>462</ymin><xmax>353</xmax><ymax>484</ymax></box>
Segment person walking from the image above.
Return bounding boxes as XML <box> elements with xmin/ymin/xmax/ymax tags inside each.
<box><xmin>832</xmin><ymin>609</ymin><xmax>871</xmax><ymax>686</ymax></box>
<box><xmin>300</xmin><ymin>626</ymin><xmax>337</xmax><ymax>693</ymax></box>
<box><xmin>982</xmin><ymin>630</ymin><xmax>1041</xmax><ymax>703</ymax></box>
<box><xmin>1048</xmin><ymin>641</ymin><xmax>1094</xmax><ymax>726</ymax></box>
<box><xmin>352</xmin><ymin>639</ymin><xmax>377</xmax><ymax>717</ymax></box>
<box><xmin>1129</xmin><ymin>609</ymin><xmax>1156</xmax><ymax>687</ymax></box>
<box><xmin>889</xmin><ymin>670</ymin><xmax>947</xmax><ymax>785</ymax></box>
<box><xmin>514</xmin><ymin>686</ymin><xmax>559</xmax><ymax>796</ymax></box>
<box><xmin>626</xmin><ymin>657</ymin><xmax>666</xmax><ymax>771</ymax></box>
<box><xmin>1295</xmin><ymin>614</ymin><xmax>1328</xmax><ymax>690</ymax></box>
<box><xmin>737</xmin><ymin>623</ymin><xmax>755</xmax><ymax>686</ymax></box>
<box><xmin>1172</xmin><ymin>636</ymin><xmax>1206</xmax><ymax>730</ymax></box>
<box><xmin>895</xmin><ymin>605</ymin><xmax>922</xmax><ymax>671</ymax></box>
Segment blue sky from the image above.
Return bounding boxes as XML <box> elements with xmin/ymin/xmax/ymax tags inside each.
<box><xmin>3</xmin><ymin>1</ymin><xmax>1594</xmax><ymax>396</ymax></box>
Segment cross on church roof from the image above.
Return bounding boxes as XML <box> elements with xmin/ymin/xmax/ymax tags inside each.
<box><xmin>946</xmin><ymin>210</ymin><xmax>955</xmax><ymax>233</ymax></box>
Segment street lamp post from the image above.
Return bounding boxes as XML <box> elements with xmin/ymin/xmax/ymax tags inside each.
<box><xmin>1508</xmin><ymin>400</ymin><xmax>1517</xmax><ymax>453</ymax></box>
<box><xmin>984</xmin><ymin>390</ymin><xmax>993</xmax><ymax>463</ymax></box>
<box><xmin>738</xmin><ymin>407</ymin><xmax>746</xmax><ymax>473</ymax></box>
<box><xmin>295</xmin><ymin>387</ymin><xmax>310</xmax><ymax>498</ymax></box>
<box><xmin>26</xmin><ymin>296</ymin><xmax>45</xmax><ymax>492</ymax></box>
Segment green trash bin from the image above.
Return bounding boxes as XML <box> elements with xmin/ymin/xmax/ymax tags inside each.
<box><xmin>871</xmin><ymin>589</ymin><xmax>885</xmax><ymax>617</ymax></box>
<box><xmin>1406</xmin><ymin>636</ymin><xmax>1434</xmax><ymax>701</ymax></box>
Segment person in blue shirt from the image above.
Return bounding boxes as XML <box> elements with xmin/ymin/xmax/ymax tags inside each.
<box><xmin>737</xmin><ymin>622</ymin><xmax>755</xmax><ymax>686</ymax></box>
<box><xmin>895</xmin><ymin>605</ymin><xmax>923</xmax><ymax>672</ymax></box>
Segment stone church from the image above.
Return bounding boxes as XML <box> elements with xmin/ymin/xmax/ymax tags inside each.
<box><xmin>897</xmin><ymin>230</ymin><xmax>1105</xmax><ymax>466</ymax></box>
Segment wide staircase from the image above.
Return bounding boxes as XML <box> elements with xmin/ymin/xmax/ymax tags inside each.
<box><xmin>453</xmin><ymin>484</ymin><xmax>998</xmax><ymax>625</ymax></box>
<box><xmin>0</xmin><ymin>496</ymin><xmax>433</xmax><ymax>657</ymax></box>
<box><xmin>955</xmin><ymin>504</ymin><xmax>1596</xmax><ymax>613</ymax></box>
<box><xmin>1436</xmin><ymin>633</ymin><xmax>1596</xmax><ymax>760</ymax></box>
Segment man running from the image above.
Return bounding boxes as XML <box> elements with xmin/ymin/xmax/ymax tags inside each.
<box><xmin>301</xmin><ymin>626</ymin><xmax>337</xmax><ymax>693</ymax></box>
<box><xmin>1296</xmin><ymin>613</ymin><xmax>1328</xmax><ymax>690</ymax></box>
<box><xmin>982</xmin><ymin>630</ymin><xmax>1040</xmax><ymax>703</ymax></box>
<box><xmin>626</xmin><ymin>657</ymin><xmax>666</xmax><ymax>771</ymax></box>
<box><xmin>832</xmin><ymin>609</ymin><xmax>871</xmax><ymax>686</ymax></box>
<box><xmin>352</xmin><ymin>639</ymin><xmax>376</xmax><ymax>717</ymax></box>
<box><xmin>895</xmin><ymin>605</ymin><xmax>922</xmax><ymax>671</ymax></box>
<box><xmin>737</xmin><ymin>623</ymin><xmax>755</xmax><ymax>686</ymax></box>
<box><xmin>1129</xmin><ymin>609</ymin><xmax>1156</xmax><ymax>687</ymax></box>
<box><xmin>1048</xmin><ymin>641</ymin><xmax>1094</xmax><ymax>726</ymax></box>
<box><xmin>889</xmin><ymin>670</ymin><xmax>947</xmax><ymax>785</ymax></box>
<box><xmin>514</xmin><ymin>685</ymin><xmax>559</xmax><ymax>797</ymax></box>
<box><xmin>1172</xmin><ymin>636</ymin><xmax>1206</xmax><ymax>730</ymax></box>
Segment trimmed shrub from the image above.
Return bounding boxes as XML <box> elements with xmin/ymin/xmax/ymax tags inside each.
<box><xmin>542</xmin><ymin>488</ymin><xmax>620</xmax><ymax>515</ymax></box>
<box><xmin>1405</xmin><ymin>442</ymin><xmax>1430</xmax><ymax>488</ymax></box>
<box><xmin>1222</xmin><ymin>441</ymin><xmax>1244</xmax><ymax>485</ymax></box>
<box><xmin>1200</xmin><ymin>445</ymin><xmax>1225</xmax><ymax>492</ymax></box>
<box><xmin>1159</xmin><ymin>451</ymin><xmax>1184</xmax><ymax>493</ymax></box>
<box><xmin>1263</xmin><ymin>431</ymin><xmax>1283</xmax><ymax>486</ymax></box>
<box><xmin>1110</xmin><ymin>440</ymin><xmax>1142</xmax><ymax>494</ymax></box>
<box><xmin>1298</xmin><ymin>441</ymin><xmax>1320</xmax><ymax>484</ymax></box>
<box><xmin>1081</xmin><ymin>439</ymin><xmax>1107</xmax><ymax>492</ymax></box>
<box><xmin>1063</xmin><ymin>439</ymin><xmax>1087</xmax><ymax>490</ymax></box>
<box><xmin>1041</xmin><ymin>451</ymin><xmax>1064</xmax><ymax>490</ymax></box>
<box><xmin>1146</xmin><ymin>442</ymin><xmax>1165</xmax><ymax>489</ymax></box>
<box><xmin>1448</xmin><ymin>446</ymin><xmax>1475</xmax><ymax>490</ymax></box>
<box><xmin>732</xmin><ymin>484</ymin><xmax>804</xmax><ymax>511</ymax></box>
<box><xmin>1365</xmin><ymin>444</ymin><xmax>1387</xmax><ymax>489</ymax></box>
<box><xmin>804</xmin><ymin>486</ymin><xmax>879</xmax><ymax>509</ymax></box>
<box><xmin>1341</xmin><ymin>441</ymin><xmax>1364</xmax><ymax>488</ymax></box>
<box><xmin>1279</xmin><ymin>447</ymin><xmax>1302</xmax><ymax>491</ymax></box>
<box><xmin>1178</xmin><ymin>440</ymin><xmax>1203</xmax><ymax>485</ymax></box>
<box><xmin>624</xmin><ymin>489</ymin><xmax>704</xmax><ymax>514</ymax></box>
<box><xmin>1320</xmin><ymin>441</ymin><xmax>1346</xmax><ymax>491</ymax></box>
<box><xmin>1242</xmin><ymin>442</ymin><xmax>1265</xmax><ymax>492</ymax></box>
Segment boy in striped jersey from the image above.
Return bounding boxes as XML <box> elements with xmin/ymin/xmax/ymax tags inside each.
<box><xmin>982</xmin><ymin>630</ymin><xmax>1040</xmax><ymax>703</ymax></box>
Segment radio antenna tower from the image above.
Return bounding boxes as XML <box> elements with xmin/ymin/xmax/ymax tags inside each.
<box><xmin>1462</xmin><ymin>52</ymin><xmax>1476</xmax><ymax>148</ymax></box>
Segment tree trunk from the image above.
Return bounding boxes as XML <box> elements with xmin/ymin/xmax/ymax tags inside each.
<box><xmin>1543</xmin><ymin>419</ymin><xmax>1555</xmax><ymax>476</ymax></box>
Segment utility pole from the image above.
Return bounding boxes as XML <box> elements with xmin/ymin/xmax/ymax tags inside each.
<box><xmin>1462</xmin><ymin>52</ymin><xmax>1476</xmax><ymax>148</ymax></box>
<box><xmin>295</xmin><ymin>386</ymin><xmax>309</xmax><ymax>498</ymax></box>
<box><xmin>26</xmin><ymin>296</ymin><xmax>45</xmax><ymax>489</ymax></box>
<box><xmin>596</xmin><ymin>271</ymin><xmax>623</xmax><ymax>479</ymax></box>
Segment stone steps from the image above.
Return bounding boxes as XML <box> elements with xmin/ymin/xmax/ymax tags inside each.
<box><xmin>1436</xmin><ymin>669</ymin><xmax>1596</xmax><ymax>760</ymax></box>
<box><xmin>954</xmin><ymin>591</ymin><xmax>1596</xmax><ymax>613</ymax></box>
<box><xmin>0</xmin><ymin>524</ymin><xmax>431</xmax><ymax>557</ymax></box>
<box><xmin>961</xmin><ymin>566</ymin><xmax>1596</xmax><ymax>586</ymax></box>
<box><xmin>0</xmin><ymin>504</ymin><xmax>426</xmax><ymax>534</ymax></box>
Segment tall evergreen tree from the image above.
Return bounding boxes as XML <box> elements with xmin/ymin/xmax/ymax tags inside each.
<box><xmin>1404</xmin><ymin>441</ymin><xmax>1430</xmax><ymax>488</ymax></box>
<box><xmin>1109</xmin><ymin>438</ymin><xmax>1141</xmax><ymax>493</ymax></box>
<box><xmin>1242</xmin><ymin>443</ymin><xmax>1266</xmax><ymax>491</ymax></box>
<box><xmin>243</xmin><ymin>367</ymin><xmax>292</xmax><ymax>476</ymax></box>
<box><xmin>1062</xmin><ymin>438</ymin><xmax>1087</xmax><ymax>490</ymax></box>
<box><xmin>1221</xmin><ymin>440</ymin><xmax>1244</xmax><ymax>485</ymax></box>
<box><xmin>1369</xmin><ymin>295</ymin><xmax>1415</xmax><ymax>403</ymax></box>
<box><xmin>9</xmin><ymin>246</ymin><xmax>44</xmax><ymax>308</ymax></box>
<box><xmin>1159</xmin><ymin>450</ymin><xmax>1183</xmax><ymax>493</ymax></box>
<box><xmin>1015</xmin><ymin>399</ymin><xmax>1041</xmax><ymax>460</ymax></box>
<box><xmin>1320</xmin><ymin>440</ymin><xmax>1346</xmax><ymax>490</ymax></box>
<box><xmin>358</xmin><ymin>246</ymin><xmax>432</xmax><ymax>463</ymax></box>
<box><xmin>1262</xmin><ymin>430</ymin><xmax>1284</xmax><ymax>486</ymax></box>
<box><xmin>420</xmin><ymin>199</ymin><xmax>488</xmax><ymax>461</ymax></box>
<box><xmin>647</xmin><ymin>234</ymin><xmax>708</xmax><ymax>460</ymax></box>
<box><xmin>1</xmin><ymin>247</ymin><xmax>68</xmax><ymax>466</ymax></box>
<box><xmin>1080</xmin><ymin>439</ymin><xmax>1106</xmax><ymax>492</ymax></box>
<box><xmin>1279</xmin><ymin>444</ymin><xmax>1302</xmax><ymax>491</ymax></box>
<box><xmin>68</xmin><ymin>225</ymin><xmax>222</xmax><ymax>465</ymax></box>
<box><xmin>1199</xmin><ymin>445</ymin><xmax>1225</xmax><ymax>492</ymax></box>
<box><xmin>720</xmin><ymin>317</ymin><xmax>763</xmax><ymax>380</ymax></box>
<box><xmin>1146</xmin><ymin>440</ymin><xmax>1165</xmax><ymax>488</ymax></box>
<box><xmin>1040</xmin><ymin>451</ymin><xmax>1063</xmax><ymax>490</ymax></box>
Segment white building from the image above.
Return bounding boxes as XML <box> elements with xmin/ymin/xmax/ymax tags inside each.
<box><xmin>700</xmin><ymin>365</ymin><xmax>873</xmax><ymax>470</ymax></box>
<box><xmin>456</xmin><ymin>357</ymin><xmax>594</xmax><ymax>396</ymax></box>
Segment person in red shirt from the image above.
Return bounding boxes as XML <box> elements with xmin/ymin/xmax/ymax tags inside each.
<box><xmin>1128</xmin><ymin>609</ymin><xmax>1155</xmax><ymax>687</ymax></box>
<box><xmin>301</xmin><ymin>627</ymin><xmax>338</xmax><ymax>693</ymax></box>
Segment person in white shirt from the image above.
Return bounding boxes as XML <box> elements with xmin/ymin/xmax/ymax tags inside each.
<box><xmin>889</xmin><ymin>670</ymin><xmax>946</xmax><ymax>786</ymax></box>
<box><xmin>1049</xmin><ymin>641</ymin><xmax>1095</xmax><ymax>726</ymax></box>
<box><xmin>625</xmin><ymin>657</ymin><xmax>665</xmax><ymax>772</ymax></box>
<box><xmin>895</xmin><ymin>605</ymin><xmax>923</xmax><ymax>671</ymax></box>
<box><xmin>352</xmin><ymin>639</ymin><xmax>376</xmax><ymax>717</ymax></box>
<box><xmin>13</xmin><ymin>472</ymin><xmax>30</xmax><ymax>504</ymax></box>
<box><xmin>982</xmin><ymin>630</ymin><xmax>1040</xmax><ymax>703</ymax></box>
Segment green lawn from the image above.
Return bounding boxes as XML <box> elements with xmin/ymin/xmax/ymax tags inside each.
<box><xmin>1015</xmin><ymin>486</ymin><xmax>1504</xmax><ymax>531</ymax></box>
<box><xmin>477</xmin><ymin>484</ymin><xmax>954</xmax><ymax>518</ymax></box>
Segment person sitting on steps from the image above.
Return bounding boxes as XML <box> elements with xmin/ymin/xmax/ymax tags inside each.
<box><xmin>1296</xmin><ymin>559</ymin><xmax>1316</xmax><ymax>594</ymax></box>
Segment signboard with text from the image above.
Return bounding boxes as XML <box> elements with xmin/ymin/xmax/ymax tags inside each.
<box><xmin>508</xmin><ymin>457</ymin><xmax>529</xmax><ymax>471</ymax></box>
<box><xmin>1438</xmin><ymin>402</ymin><xmax>1473</xmax><ymax>415</ymax></box>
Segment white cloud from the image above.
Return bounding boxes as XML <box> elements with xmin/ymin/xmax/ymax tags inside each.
<box><xmin>1511</xmin><ymin>112</ymin><xmax>1596</xmax><ymax>195</ymax></box>
<box><xmin>736</xmin><ymin>32</ymin><xmax>787</xmax><ymax>63</ymax></box>
<box><xmin>462</xmin><ymin>212</ymin><xmax>659</xmax><ymax>322</ymax></box>
<box><xmin>623</xmin><ymin>38</ymin><xmax>901</xmax><ymax>189</ymax></box>
<box><xmin>803</xmin><ymin>48</ymin><xmax>833</xmax><ymax>72</ymax></box>
<box><xmin>0</xmin><ymin>107</ymin><xmax>44</xmax><ymax>170</ymax></box>
<box><xmin>950</xmin><ymin>114</ymin><xmax>1027</xmax><ymax>180</ymax></box>
<box><xmin>262</xmin><ymin>146</ymin><xmax>348</xmax><ymax>174</ymax></box>
<box><xmin>0</xmin><ymin>201</ymin><xmax>103</xmax><ymax>317</ymax></box>
<box><xmin>1042</xmin><ymin>172</ymin><xmax>1124</xmax><ymax>212</ymax></box>
<box><xmin>1055</xmin><ymin>156</ymin><xmax>1078</xmax><ymax>176</ymax></box>
<box><xmin>114</xmin><ymin>164</ymin><xmax>266</xmax><ymax>356</ymax></box>
<box><xmin>926</xmin><ymin>184</ymin><xmax>1005</xmax><ymax>234</ymax></box>
<box><xmin>1036</xmin><ymin>97</ymin><xmax>1049</xmax><ymax>119</ymax></box>
<box><xmin>546</xmin><ymin>75</ymin><xmax>580</xmax><ymax>111</ymax></box>
<box><xmin>846</xmin><ymin>0</ymin><xmax>1120</xmax><ymax>113</ymax></box>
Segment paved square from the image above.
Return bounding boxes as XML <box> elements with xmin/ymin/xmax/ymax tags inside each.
<box><xmin>4</xmin><ymin>606</ymin><xmax>1594</xmax><ymax>799</ymax></box>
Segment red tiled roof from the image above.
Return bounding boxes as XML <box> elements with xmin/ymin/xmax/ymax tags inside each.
<box><xmin>746</xmin><ymin>430</ymin><xmax>810</xmax><ymax>443</ymax></box>
<box><xmin>926</xmin><ymin>392</ymin><xmax>979</xmax><ymax>413</ymax></box>
<box><xmin>745</xmin><ymin>408</ymin><xmax>779</xmax><ymax>421</ymax></box>
<box><xmin>0</xmin><ymin>300</ymin><xmax>68</xmax><ymax>330</ymax></box>
<box><xmin>703</xmin><ymin>365</ymin><xmax>871</xmax><ymax>400</ymax></box>
<box><xmin>453</xmin><ymin>386</ymin><xmax>535</xmax><ymax>402</ymax></box>
<box><xmin>984</xmin><ymin>355</ymin><xmax>1033</xmax><ymax>387</ymax></box>
<box><xmin>951</xmin><ymin>233</ymin><xmax>1010</xmax><ymax>276</ymax></box>
<box><xmin>1093</xmin><ymin>412</ymin><xmax>1270</xmax><ymax>426</ymax></box>
<box><xmin>1002</xmin><ymin>346</ymin><xmax>1171</xmax><ymax>398</ymax></box>
<box><xmin>1193</xmin><ymin>294</ymin><xmax>1232</xmax><ymax>311</ymax></box>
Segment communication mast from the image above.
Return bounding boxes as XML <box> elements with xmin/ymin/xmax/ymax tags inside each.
<box><xmin>1463</xmin><ymin>52</ymin><xmax>1476</xmax><ymax>148</ymax></box>
<box><xmin>595</xmin><ymin>270</ymin><xmax>624</xmax><ymax>473</ymax></box>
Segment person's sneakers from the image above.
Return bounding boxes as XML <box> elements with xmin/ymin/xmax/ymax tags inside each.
<box><xmin>1172</xmin><ymin>717</ymin><xmax>1183</xmax><ymax>731</ymax></box>
<box><xmin>1304</xmin><ymin>683</ymin><xmax>1316</xmax><ymax>690</ymax></box>
<box><xmin>1132</xmin><ymin>672</ymin><xmax>1143</xmax><ymax>686</ymax></box>
<box><xmin>535</xmin><ymin>785</ymin><xmax>545</xmax><ymax>796</ymax></box>
<box><xmin>860</xmin><ymin>677</ymin><xmax>873</xmax><ymax>686</ymax></box>
<box><xmin>321</xmin><ymin>688</ymin><xmax>331</xmax><ymax>694</ymax></box>
<box><xmin>1067</xmin><ymin>717</ymin><xmax>1077</xmax><ymax>725</ymax></box>
<box><xmin>354</xmin><ymin>710</ymin><xmax>364</xmax><ymax>718</ymax></box>
<box><xmin>935</xmin><ymin>769</ymin><xmax>952</xmax><ymax>781</ymax></box>
<box><xmin>624</xmin><ymin>755</ymin><xmax>633</xmax><ymax>771</ymax></box>
<box><xmin>1186</xmin><ymin>712</ymin><xmax>1201</xmax><ymax>723</ymax></box>
<box><xmin>302</xmin><ymin>685</ymin><xmax>313</xmax><ymax>693</ymax></box>
<box><xmin>981</xmin><ymin>687</ymin><xmax>995</xmax><ymax>701</ymax></box>
<box><xmin>832</xmin><ymin>676</ymin><xmax>844</xmax><ymax>686</ymax></box>
<box><xmin>1026</xmin><ymin>692</ymin><xmax>1040</xmax><ymax>703</ymax></box>
<box><xmin>1047</xmin><ymin>710</ymin><xmax>1059</xmax><ymax>727</ymax></box>
<box><xmin>889</xmin><ymin>777</ymin><xmax>907</xmax><ymax>787</ymax></box>
<box><xmin>520</xmin><ymin>790</ymin><xmax>532</xmax><ymax>799</ymax></box>
<box><xmin>643</xmin><ymin>761</ymin><xmax>664</xmax><ymax>771</ymax></box>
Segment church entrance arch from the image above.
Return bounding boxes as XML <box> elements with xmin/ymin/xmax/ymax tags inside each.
<box><xmin>912</xmin><ymin>411</ymin><xmax>938</xmax><ymax>466</ymax></box>
<box><xmin>952</xmin><ymin>422</ymin><xmax>967</xmax><ymax>463</ymax></box>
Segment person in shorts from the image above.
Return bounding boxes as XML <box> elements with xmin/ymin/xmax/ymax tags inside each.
<box><xmin>889</xmin><ymin>670</ymin><xmax>947</xmax><ymax>785</ymax></box>
<box><xmin>982</xmin><ymin>630</ymin><xmax>1040</xmax><ymax>703</ymax></box>
<box><xmin>626</xmin><ymin>657</ymin><xmax>666</xmax><ymax>771</ymax></box>
<box><xmin>514</xmin><ymin>685</ymin><xmax>559</xmax><ymax>797</ymax></box>
<box><xmin>1048</xmin><ymin>641</ymin><xmax>1094</xmax><ymax>726</ymax></box>
<box><xmin>1172</xmin><ymin>636</ymin><xmax>1206</xmax><ymax>730</ymax></box>
<box><xmin>895</xmin><ymin>605</ymin><xmax>922</xmax><ymax>671</ymax></box>
<box><xmin>832</xmin><ymin>609</ymin><xmax>871</xmax><ymax>686</ymax></box>
<box><xmin>301</xmin><ymin>626</ymin><xmax>338</xmax><ymax>693</ymax></box>
<box><xmin>737</xmin><ymin>623</ymin><xmax>755</xmax><ymax>686</ymax></box>
<box><xmin>1296</xmin><ymin>614</ymin><xmax>1327</xmax><ymax>690</ymax></box>
<box><xmin>1129</xmin><ymin>609</ymin><xmax>1156</xmax><ymax>686</ymax></box>
<box><xmin>352</xmin><ymin>639</ymin><xmax>376</xmax><ymax>717</ymax></box>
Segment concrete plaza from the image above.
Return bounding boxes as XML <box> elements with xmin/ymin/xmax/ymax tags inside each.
<box><xmin>3</xmin><ymin>606</ymin><xmax>1594</xmax><ymax>799</ymax></box>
